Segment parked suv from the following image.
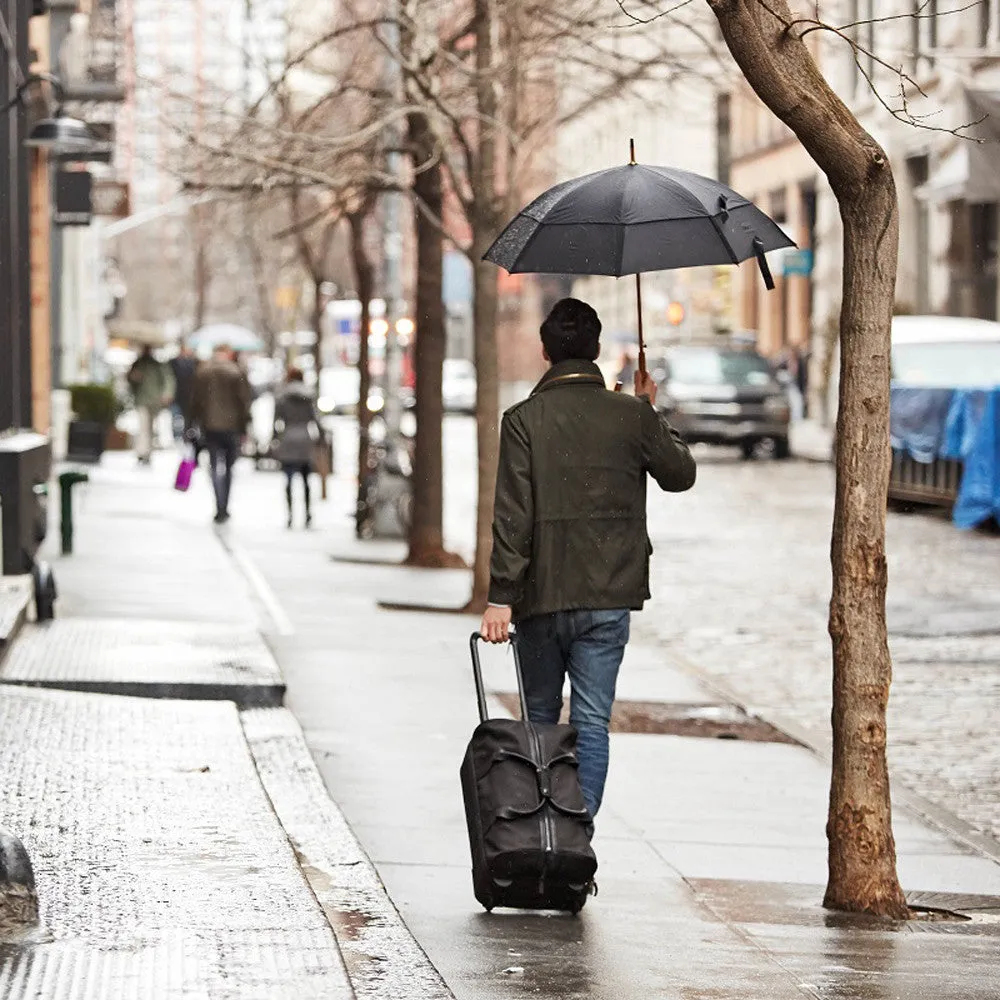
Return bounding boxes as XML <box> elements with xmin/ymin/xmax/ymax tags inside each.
<box><xmin>651</xmin><ymin>342</ymin><xmax>791</xmax><ymax>459</ymax></box>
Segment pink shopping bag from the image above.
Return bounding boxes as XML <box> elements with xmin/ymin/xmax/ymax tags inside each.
<box><xmin>174</xmin><ymin>449</ymin><xmax>196</xmax><ymax>492</ymax></box>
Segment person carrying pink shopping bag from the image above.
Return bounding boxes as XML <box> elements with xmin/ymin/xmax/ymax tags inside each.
<box><xmin>174</xmin><ymin>446</ymin><xmax>197</xmax><ymax>492</ymax></box>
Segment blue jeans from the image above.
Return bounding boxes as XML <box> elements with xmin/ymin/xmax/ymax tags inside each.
<box><xmin>204</xmin><ymin>430</ymin><xmax>239</xmax><ymax>518</ymax></box>
<box><xmin>515</xmin><ymin>609</ymin><xmax>630</xmax><ymax>821</ymax></box>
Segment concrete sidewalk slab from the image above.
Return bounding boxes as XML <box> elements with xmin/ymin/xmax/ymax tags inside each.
<box><xmin>606</xmin><ymin>735</ymin><xmax>1000</xmax><ymax>894</ymax></box>
<box><xmin>242</xmin><ymin>708</ymin><xmax>453</xmax><ymax>1000</ymax></box>
<box><xmin>47</xmin><ymin>452</ymin><xmax>258</xmax><ymax>626</ymax></box>
<box><xmin>0</xmin><ymin>619</ymin><xmax>285</xmax><ymax>707</ymax></box>
<box><xmin>226</xmin><ymin>476</ymin><xmax>1000</xmax><ymax>1000</ymax></box>
<box><xmin>0</xmin><ymin>687</ymin><xmax>352</xmax><ymax>999</ymax></box>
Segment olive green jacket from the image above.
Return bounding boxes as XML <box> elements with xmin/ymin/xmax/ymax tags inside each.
<box><xmin>488</xmin><ymin>359</ymin><xmax>696</xmax><ymax>620</ymax></box>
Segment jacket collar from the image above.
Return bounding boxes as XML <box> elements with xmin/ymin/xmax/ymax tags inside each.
<box><xmin>531</xmin><ymin>359</ymin><xmax>606</xmax><ymax>396</ymax></box>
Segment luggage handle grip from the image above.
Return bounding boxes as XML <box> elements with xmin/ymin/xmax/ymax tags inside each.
<box><xmin>469</xmin><ymin>631</ymin><xmax>530</xmax><ymax>724</ymax></box>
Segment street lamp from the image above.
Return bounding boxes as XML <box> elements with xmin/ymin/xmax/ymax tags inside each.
<box><xmin>3</xmin><ymin>72</ymin><xmax>94</xmax><ymax>154</ymax></box>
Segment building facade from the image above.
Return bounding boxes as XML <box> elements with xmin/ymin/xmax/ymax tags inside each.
<box><xmin>725</xmin><ymin>3</ymin><xmax>1000</xmax><ymax>419</ymax></box>
<box><xmin>555</xmin><ymin>12</ymin><xmax>728</xmax><ymax>374</ymax></box>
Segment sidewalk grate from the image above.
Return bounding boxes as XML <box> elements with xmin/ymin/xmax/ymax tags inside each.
<box><xmin>0</xmin><ymin>618</ymin><xmax>285</xmax><ymax>708</ymax></box>
<box><xmin>493</xmin><ymin>695</ymin><xmax>800</xmax><ymax>745</ymax></box>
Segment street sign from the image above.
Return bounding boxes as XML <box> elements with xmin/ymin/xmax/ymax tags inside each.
<box><xmin>91</xmin><ymin>179</ymin><xmax>130</xmax><ymax>218</ymax></box>
<box><xmin>783</xmin><ymin>248</ymin><xmax>813</xmax><ymax>276</ymax></box>
<box><xmin>54</xmin><ymin>170</ymin><xmax>92</xmax><ymax>227</ymax></box>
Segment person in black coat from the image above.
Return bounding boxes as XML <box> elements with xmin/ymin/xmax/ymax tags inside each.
<box><xmin>272</xmin><ymin>366</ymin><xmax>322</xmax><ymax>528</ymax></box>
<box><xmin>169</xmin><ymin>341</ymin><xmax>199</xmax><ymax>441</ymax></box>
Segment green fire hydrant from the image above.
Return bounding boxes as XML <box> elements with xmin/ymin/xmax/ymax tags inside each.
<box><xmin>59</xmin><ymin>470</ymin><xmax>89</xmax><ymax>555</ymax></box>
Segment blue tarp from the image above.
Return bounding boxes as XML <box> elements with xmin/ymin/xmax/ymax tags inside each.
<box><xmin>891</xmin><ymin>386</ymin><xmax>1000</xmax><ymax>528</ymax></box>
<box><xmin>890</xmin><ymin>387</ymin><xmax>954</xmax><ymax>463</ymax></box>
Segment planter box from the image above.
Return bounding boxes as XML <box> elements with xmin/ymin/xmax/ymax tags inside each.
<box><xmin>105</xmin><ymin>426</ymin><xmax>131</xmax><ymax>451</ymax></box>
<box><xmin>66</xmin><ymin>421</ymin><xmax>107</xmax><ymax>464</ymax></box>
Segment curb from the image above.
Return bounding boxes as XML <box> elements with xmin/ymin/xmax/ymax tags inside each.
<box><xmin>0</xmin><ymin>578</ymin><xmax>34</xmax><ymax>661</ymax></box>
<box><xmin>667</xmin><ymin>649</ymin><xmax>1000</xmax><ymax>869</ymax></box>
<box><xmin>242</xmin><ymin>708</ymin><xmax>454</xmax><ymax>1000</ymax></box>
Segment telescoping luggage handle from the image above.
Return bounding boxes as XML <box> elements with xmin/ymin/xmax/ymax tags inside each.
<box><xmin>469</xmin><ymin>631</ymin><xmax>530</xmax><ymax>725</ymax></box>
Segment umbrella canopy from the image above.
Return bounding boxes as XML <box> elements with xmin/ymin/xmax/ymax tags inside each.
<box><xmin>485</xmin><ymin>150</ymin><xmax>795</xmax><ymax>374</ymax></box>
<box><xmin>188</xmin><ymin>323</ymin><xmax>265</xmax><ymax>354</ymax></box>
<box><xmin>485</xmin><ymin>163</ymin><xmax>793</xmax><ymax>280</ymax></box>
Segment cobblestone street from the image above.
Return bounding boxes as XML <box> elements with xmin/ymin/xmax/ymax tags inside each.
<box><xmin>637</xmin><ymin>448</ymin><xmax>1000</xmax><ymax>845</ymax></box>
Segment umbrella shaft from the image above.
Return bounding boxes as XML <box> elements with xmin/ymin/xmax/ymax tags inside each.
<box><xmin>635</xmin><ymin>274</ymin><xmax>646</xmax><ymax>375</ymax></box>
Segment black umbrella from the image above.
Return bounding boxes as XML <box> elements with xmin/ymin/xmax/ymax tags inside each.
<box><xmin>485</xmin><ymin>141</ymin><xmax>794</xmax><ymax>372</ymax></box>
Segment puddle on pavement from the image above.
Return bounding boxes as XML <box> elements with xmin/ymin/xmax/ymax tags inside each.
<box><xmin>494</xmin><ymin>694</ymin><xmax>800</xmax><ymax>744</ymax></box>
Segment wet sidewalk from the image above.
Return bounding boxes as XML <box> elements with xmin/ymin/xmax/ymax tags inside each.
<box><xmin>218</xmin><ymin>428</ymin><xmax>1000</xmax><ymax>1000</ymax></box>
<box><xmin>0</xmin><ymin>450</ymin><xmax>451</xmax><ymax>1000</ymax></box>
<box><xmin>5</xmin><ymin>442</ymin><xmax>998</xmax><ymax>998</ymax></box>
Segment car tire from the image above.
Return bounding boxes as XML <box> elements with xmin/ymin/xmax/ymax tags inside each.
<box><xmin>773</xmin><ymin>436</ymin><xmax>791</xmax><ymax>460</ymax></box>
<box><xmin>740</xmin><ymin>441</ymin><xmax>757</xmax><ymax>461</ymax></box>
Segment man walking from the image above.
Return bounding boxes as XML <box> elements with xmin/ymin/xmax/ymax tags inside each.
<box><xmin>480</xmin><ymin>298</ymin><xmax>696</xmax><ymax>827</ymax></box>
<box><xmin>190</xmin><ymin>344</ymin><xmax>252</xmax><ymax>524</ymax></box>
<box><xmin>168</xmin><ymin>340</ymin><xmax>199</xmax><ymax>442</ymax></box>
<box><xmin>128</xmin><ymin>345</ymin><xmax>175</xmax><ymax>465</ymax></box>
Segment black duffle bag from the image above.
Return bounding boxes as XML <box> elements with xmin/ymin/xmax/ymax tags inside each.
<box><xmin>460</xmin><ymin>633</ymin><xmax>597</xmax><ymax>913</ymax></box>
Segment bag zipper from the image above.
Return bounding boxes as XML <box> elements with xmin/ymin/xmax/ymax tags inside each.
<box><xmin>526</xmin><ymin>724</ymin><xmax>555</xmax><ymax>857</ymax></box>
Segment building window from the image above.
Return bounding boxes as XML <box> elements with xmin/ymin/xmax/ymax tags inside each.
<box><xmin>979</xmin><ymin>0</ymin><xmax>1000</xmax><ymax>46</ymax></box>
<box><xmin>849</xmin><ymin>0</ymin><xmax>875</xmax><ymax>95</ymax></box>
<box><xmin>716</xmin><ymin>93</ymin><xmax>731</xmax><ymax>186</ymax></box>
<box><xmin>914</xmin><ymin>0</ymin><xmax>938</xmax><ymax>70</ymax></box>
<box><xmin>770</xmin><ymin>187</ymin><xmax>787</xmax><ymax>226</ymax></box>
<box><xmin>862</xmin><ymin>0</ymin><xmax>876</xmax><ymax>82</ymax></box>
<box><xmin>848</xmin><ymin>0</ymin><xmax>860</xmax><ymax>95</ymax></box>
<box><xmin>906</xmin><ymin>155</ymin><xmax>931</xmax><ymax>314</ymax></box>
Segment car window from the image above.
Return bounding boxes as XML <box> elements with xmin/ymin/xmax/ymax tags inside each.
<box><xmin>891</xmin><ymin>341</ymin><xmax>1000</xmax><ymax>387</ymax></box>
<box><xmin>666</xmin><ymin>348</ymin><xmax>773</xmax><ymax>386</ymax></box>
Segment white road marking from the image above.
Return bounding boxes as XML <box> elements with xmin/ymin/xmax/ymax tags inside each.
<box><xmin>226</xmin><ymin>540</ymin><xmax>296</xmax><ymax>637</ymax></box>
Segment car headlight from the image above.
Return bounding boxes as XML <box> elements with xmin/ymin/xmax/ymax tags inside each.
<box><xmin>317</xmin><ymin>396</ymin><xmax>334</xmax><ymax>414</ymax></box>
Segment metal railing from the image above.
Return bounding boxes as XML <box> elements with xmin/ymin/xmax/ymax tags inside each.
<box><xmin>889</xmin><ymin>449</ymin><xmax>963</xmax><ymax>507</ymax></box>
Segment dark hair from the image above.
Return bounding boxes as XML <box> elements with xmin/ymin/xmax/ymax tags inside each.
<box><xmin>540</xmin><ymin>298</ymin><xmax>601</xmax><ymax>363</ymax></box>
<box><xmin>286</xmin><ymin>365</ymin><xmax>304</xmax><ymax>383</ymax></box>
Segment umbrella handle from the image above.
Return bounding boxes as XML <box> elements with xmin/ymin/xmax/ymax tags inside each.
<box><xmin>753</xmin><ymin>237</ymin><xmax>776</xmax><ymax>291</ymax></box>
<box><xmin>635</xmin><ymin>273</ymin><xmax>647</xmax><ymax>375</ymax></box>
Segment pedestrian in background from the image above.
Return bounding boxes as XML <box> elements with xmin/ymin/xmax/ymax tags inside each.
<box><xmin>189</xmin><ymin>343</ymin><xmax>252</xmax><ymax>524</ymax></box>
<box><xmin>168</xmin><ymin>340</ymin><xmax>199</xmax><ymax>442</ymax></box>
<box><xmin>273</xmin><ymin>365</ymin><xmax>322</xmax><ymax>528</ymax></box>
<box><xmin>127</xmin><ymin>345</ymin><xmax>175</xmax><ymax>465</ymax></box>
<box><xmin>480</xmin><ymin>298</ymin><xmax>696</xmax><ymax>830</ymax></box>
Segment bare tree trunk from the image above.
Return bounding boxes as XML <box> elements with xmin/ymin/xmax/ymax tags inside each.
<box><xmin>311</xmin><ymin>275</ymin><xmax>325</xmax><ymax>372</ymax></box>
<box><xmin>245</xmin><ymin>200</ymin><xmax>278</xmax><ymax>355</ymax></box>
<box><xmin>349</xmin><ymin>209</ymin><xmax>374</xmax><ymax>529</ymax></box>
<box><xmin>406</xmin><ymin>113</ymin><xmax>462</xmax><ymax>567</ymax></box>
<box><xmin>466</xmin><ymin>0</ymin><xmax>501</xmax><ymax>612</ymax></box>
<box><xmin>708</xmin><ymin>0</ymin><xmax>908</xmax><ymax>918</ymax></box>
<box><xmin>194</xmin><ymin>223</ymin><xmax>210</xmax><ymax>330</ymax></box>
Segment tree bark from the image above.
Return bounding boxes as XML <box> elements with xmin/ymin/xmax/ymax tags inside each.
<box><xmin>349</xmin><ymin>209</ymin><xmax>374</xmax><ymax>531</ymax></box>
<box><xmin>708</xmin><ymin>0</ymin><xmax>908</xmax><ymax>919</ymax></box>
<box><xmin>466</xmin><ymin>0</ymin><xmax>501</xmax><ymax>612</ymax></box>
<box><xmin>311</xmin><ymin>275</ymin><xmax>325</xmax><ymax>372</ymax></box>
<box><xmin>406</xmin><ymin>113</ymin><xmax>464</xmax><ymax>568</ymax></box>
<box><xmin>194</xmin><ymin>223</ymin><xmax>210</xmax><ymax>330</ymax></box>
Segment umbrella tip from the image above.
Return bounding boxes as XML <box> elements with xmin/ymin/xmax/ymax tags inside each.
<box><xmin>629</xmin><ymin>138</ymin><xmax>636</xmax><ymax>165</ymax></box>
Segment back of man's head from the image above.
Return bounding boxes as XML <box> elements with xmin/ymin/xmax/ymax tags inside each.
<box><xmin>540</xmin><ymin>298</ymin><xmax>601</xmax><ymax>364</ymax></box>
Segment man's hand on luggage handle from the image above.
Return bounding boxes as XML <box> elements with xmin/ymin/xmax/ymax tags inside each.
<box><xmin>481</xmin><ymin>605</ymin><xmax>512</xmax><ymax>643</ymax></box>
